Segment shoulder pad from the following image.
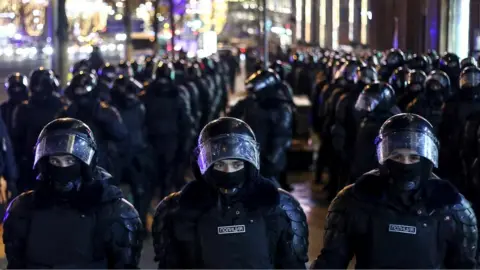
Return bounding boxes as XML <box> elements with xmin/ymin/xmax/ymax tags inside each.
<box><xmin>320</xmin><ymin>84</ymin><xmax>329</xmax><ymax>94</ymax></box>
<box><xmin>105</xmin><ymin>198</ymin><xmax>142</xmax><ymax>235</ymax></box>
<box><xmin>100</xmin><ymin>101</ymin><xmax>110</xmax><ymax>109</ymax></box>
<box><xmin>5</xmin><ymin>191</ymin><xmax>35</xmax><ymax>219</ymax></box>
<box><xmin>117</xmin><ymin>198</ymin><xmax>140</xmax><ymax>220</ymax></box>
<box><xmin>424</xmin><ymin>178</ymin><xmax>463</xmax><ymax>207</ymax></box>
<box><xmin>328</xmin><ymin>185</ymin><xmax>355</xmax><ymax>212</ymax></box>
<box><xmin>152</xmin><ymin>192</ymin><xmax>182</xmax><ymax>261</ymax></box>
<box><xmin>137</xmin><ymin>90</ymin><xmax>147</xmax><ymax>98</ymax></box>
<box><xmin>278</xmin><ymin>189</ymin><xmax>309</xmax><ymax>262</ymax></box>
<box><xmin>154</xmin><ymin>192</ymin><xmax>181</xmax><ymax>219</ymax></box>
<box><xmin>449</xmin><ymin>195</ymin><xmax>477</xmax><ymax>227</ymax></box>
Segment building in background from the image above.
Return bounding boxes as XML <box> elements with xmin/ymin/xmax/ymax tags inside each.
<box><xmin>221</xmin><ymin>0</ymin><xmax>293</xmax><ymax>53</ymax></box>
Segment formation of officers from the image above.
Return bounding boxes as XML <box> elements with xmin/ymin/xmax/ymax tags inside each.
<box><xmin>0</xmin><ymin>45</ymin><xmax>479</xmax><ymax>269</ymax></box>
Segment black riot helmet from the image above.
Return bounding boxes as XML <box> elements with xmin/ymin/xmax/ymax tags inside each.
<box><xmin>378</xmin><ymin>65</ymin><xmax>393</xmax><ymax>82</ymax></box>
<box><xmin>356</xmin><ymin>66</ymin><xmax>378</xmax><ymax>85</ymax></box>
<box><xmin>406</xmin><ymin>70</ymin><xmax>427</xmax><ymax>93</ymax></box>
<box><xmin>427</xmin><ymin>49</ymin><xmax>440</xmax><ymax>68</ymax></box>
<box><xmin>66</xmin><ymin>71</ymin><xmax>98</xmax><ymax>101</ymax></box>
<box><xmin>186</xmin><ymin>61</ymin><xmax>203</xmax><ymax>79</ymax></box>
<box><xmin>355</xmin><ymin>82</ymin><xmax>396</xmax><ymax>113</ymax></box>
<box><xmin>117</xmin><ymin>60</ymin><xmax>134</xmax><ymax>77</ymax></box>
<box><xmin>172</xmin><ymin>60</ymin><xmax>187</xmax><ymax>82</ymax></box>
<box><xmin>34</xmin><ymin>118</ymin><xmax>98</xmax><ymax>192</ymax></box>
<box><xmin>245</xmin><ymin>69</ymin><xmax>281</xmax><ymax>95</ymax></box>
<box><xmin>130</xmin><ymin>60</ymin><xmax>140</xmax><ymax>76</ymax></box>
<box><xmin>375</xmin><ymin>113</ymin><xmax>438</xmax><ymax>192</ymax></box>
<box><xmin>366</xmin><ymin>54</ymin><xmax>379</xmax><ymax>68</ymax></box>
<box><xmin>5</xmin><ymin>73</ymin><xmax>29</xmax><ymax>102</ymax></box>
<box><xmin>195</xmin><ymin>117</ymin><xmax>260</xmax><ymax>194</ymax></box>
<box><xmin>335</xmin><ymin>60</ymin><xmax>364</xmax><ymax>84</ymax></box>
<box><xmin>97</xmin><ymin>63</ymin><xmax>117</xmax><ymax>85</ymax></box>
<box><xmin>71</xmin><ymin>59</ymin><xmax>93</xmax><ymax>75</ymax></box>
<box><xmin>461</xmin><ymin>57</ymin><xmax>478</xmax><ymax>70</ymax></box>
<box><xmin>427</xmin><ymin>70</ymin><xmax>451</xmax><ymax>98</ymax></box>
<box><xmin>385</xmin><ymin>49</ymin><xmax>406</xmax><ymax>69</ymax></box>
<box><xmin>439</xmin><ymin>53</ymin><xmax>461</xmax><ymax>77</ymax></box>
<box><xmin>112</xmin><ymin>75</ymin><xmax>143</xmax><ymax>96</ymax></box>
<box><xmin>155</xmin><ymin>61</ymin><xmax>175</xmax><ymax>81</ymax></box>
<box><xmin>143</xmin><ymin>57</ymin><xmax>156</xmax><ymax>79</ymax></box>
<box><xmin>29</xmin><ymin>67</ymin><xmax>60</xmax><ymax>95</ymax></box>
<box><xmin>270</xmin><ymin>60</ymin><xmax>286</xmax><ymax>80</ymax></box>
<box><xmin>408</xmin><ymin>55</ymin><xmax>429</xmax><ymax>72</ymax></box>
<box><xmin>459</xmin><ymin>66</ymin><xmax>480</xmax><ymax>100</ymax></box>
<box><xmin>201</xmin><ymin>58</ymin><xmax>216</xmax><ymax>74</ymax></box>
<box><xmin>388</xmin><ymin>67</ymin><xmax>410</xmax><ymax>96</ymax></box>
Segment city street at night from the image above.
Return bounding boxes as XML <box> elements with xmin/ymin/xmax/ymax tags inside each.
<box><xmin>0</xmin><ymin>0</ymin><xmax>480</xmax><ymax>268</ymax></box>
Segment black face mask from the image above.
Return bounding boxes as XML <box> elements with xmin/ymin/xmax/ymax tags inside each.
<box><xmin>9</xmin><ymin>91</ymin><xmax>28</xmax><ymax>104</ymax></box>
<box><xmin>208</xmin><ymin>169</ymin><xmax>247</xmax><ymax>193</ymax></box>
<box><xmin>385</xmin><ymin>159</ymin><xmax>432</xmax><ymax>192</ymax></box>
<box><xmin>45</xmin><ymin>163</ymin><xmax>82</xmax><ymax>193</ymax></box>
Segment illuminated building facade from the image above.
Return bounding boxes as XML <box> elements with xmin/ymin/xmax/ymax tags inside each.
<box><xmin>293</xmin><ymin>0</ymin><xmax>472</xmax><ymax>58</ymax></box>
<box><xmin>293</xmin><ymin>0</ymin><xmax>368</xmax><ymax>49</ymax></box>
<box><xmin>221</xmin><ymin>0</ymin><xmax>293</xmax><ymax>49</ymax></box>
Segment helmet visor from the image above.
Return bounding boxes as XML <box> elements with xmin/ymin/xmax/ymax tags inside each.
<box><xmin>460</xmin><ymin>72</ymin><xmax>480</xmax><ymax>88</ymax></box>
<box><xmin>196</xmin><ymin>134</ymin><xmax>260</xmax><ymax>175</ymax></box>
<box><xmin>375</xmin><ymin>131</ymin><xmax>439</xmax><ymax>168</ymax></box>
<box><xmin>355</xmin><ymin>92</ymin><xmax>380</xmax><ymax>112</ymax></box>
<box><xmin>34</xmin><ymin>133</ymin><xmax>96</xmax><ymax>168</ymax></box>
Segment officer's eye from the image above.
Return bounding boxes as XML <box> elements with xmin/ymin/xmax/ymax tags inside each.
<box><xmin>49</xmin><ymin>158</ymin><xmax>60</xmax><ymax>166</ymax></box>
<box><xmin>233</xmin><ymin>161</ymin><xmax>244</xmax><ymax>169</ymax></box>
<box><xmin>213</xmin><ymin>162</ymin><xmax>225</xmax><ymax>170</ymax></box>
<box><xmin>408</xmin><ymin>154</ymin><xmax>421</xmax><ymax>163</ymax></box>
<box><xmin>66</xmin><ymin>157</ymin><xmax>77</xmax><ymax>166</ymax></box>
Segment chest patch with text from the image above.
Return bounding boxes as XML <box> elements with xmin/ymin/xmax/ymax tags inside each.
<box><xmin>388</xmin><ymin>224</ymin><xmax>417</xmax><ymax>235</ymax></box>
<box><xmin>217</xmin><ymin>225</ymin><xmax>246</xmax><ymax>235</ymax></box>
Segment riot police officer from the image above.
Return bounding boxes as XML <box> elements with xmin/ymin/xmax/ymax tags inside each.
<box><xmin>439</xmin><ymin>66</ymin><xmax>480</xmax><ymax>190</ymax></box>
<box><xmin>427</xmin><ymin>49</ymin><xmax>440</xmax><ymax>69</ymax></box>
<box><xmin>60</xmin><ymin>72</ymin><xmax>127</xmax><ymax>183</ymax></box>
<box><xmin>12</xmin><ymin>68</ymin><xmax>64</xmax><ymax>192</ymax></box>
<box><xmin>229</xmin><ymin>69</ymin><xmax>293</xmax><ymax>189</ymax></box>
<box><xmin>388</xmin><ymin>67</ymin><xmax>410</xmax><ymax>99</ymax></box>
<box><xmin>312</xmin><ymin>59</ymin><xmax>347</xmax><ymax>185</ymax></box>
<box><xmin>331</xmin><ymin>65</ymin><xmax>378</xmax><ymax>189</ymax></box>
<box><xmin>152</xmin><ymin>117</ymin><xmax>308</xmax><ymax>268</ymax></box>
<box><xmin>202</xmin><ymin>58</ymin><xmax>226</xmax><ymax>118</ymax></box>
<box><xmin>97</xmin><ymin>63</ymin><xmax>117</xmax><ymax>103</ymax></box>
<box><xmin>173</xmin><ymin>60</ymin><xmax>200</xmax><ymax>135</ymax></box>
<box><xmin>461</xmin><ymin>57</ymin><xmax>478</xmax><ymax>71</ymax></box>
<box><xmin>379</xmin><ymin>49</ymin><xmax>405</xmax><ymax>81</ymax></box>
<box><xmin>71</xmin><ymin>59</ymin><xmax>94</xmax><ymax>75</ymax></box>
<box><xmin>3</xmin><ymin>118</ymin><xmax>143</xmax><ymax>268</ymax></box>
<box><xmin>408</xmin><ymin>54</ymin><xmax>430</xmax><ymax>73</ymax></box>
<box><xmin>397</xmin><ymin>70</ymin><xmax>427</xmax><ymax>111</ymax></box>
<box><xmin>350</xmin><ymin>82</ymin><xmax>401</xmax><ymax>181</ymax></box>
<box><xmin>406</xmin><ymin>71</ymin><xmax>449</xmax><ymax>134</ymax></box>
<box><xmin>186</xmin><ymin>61</ymin><xmax>214</xmax><ymax>128</ymax></box>
<box><xmin>1</xmin><ymin>73</ymin><xmax>29</xmax><ymax>136</ymax></box>
<box><xmin>140</xmin><ymin>61</ymin><xmax>194</xmax><ymax>198</ymax></box>
<box><xmin>439</xmin><ymin>53</ymin><xmax>461</xmax><ymax>98</ymax></box>
<box><xmin>117</xmin><ymin>60</ymin><xmax>135</xmax><ymax>78</ymax></box>
<box><xmin>322</xmin><ymin>60</ymin><xmax>364</xmax><ymax>199</ymax></box>
<box><xmin>110</xmin><ymin>75</ymin><xmax>153</xmax><ymax>236</ymax></box>
<box><xmin>140</xmin><ymin>57</ymin><xmax>156</xmax><ymax>84</ymax></box>
<box><xmin>312</xmin><ymin>113</ymin><xmax>477</xmax><ymax>269</ymax></box>
<box><xmin>271</xmin><ymin>60</ymin><xmax>295</xmax><ymax>104</ymax></box>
